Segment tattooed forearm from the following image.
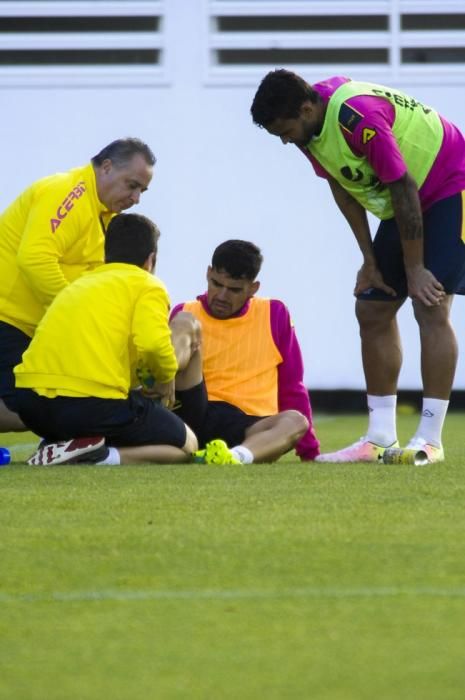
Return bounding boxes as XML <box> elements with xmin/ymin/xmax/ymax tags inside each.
<box><xmin>388</xmin><ymin>173</ymin><xmax>423</xmax><ymax>241</ymax></box>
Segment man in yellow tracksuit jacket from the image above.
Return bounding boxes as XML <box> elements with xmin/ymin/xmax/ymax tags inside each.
<box><xmin>0</xmin><ymin>137</ymin><xmax>155</xmax><ymax>431</ymax></box>
<box><xmin>13</xmin><ymin>213</ymin><xmax>198</xmax><ymax>466</ymax></box>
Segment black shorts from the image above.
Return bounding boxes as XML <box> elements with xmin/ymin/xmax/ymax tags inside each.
<box><xmin>15</xmin><ymin>388</ymin><xmax>187</xmax><ymax>448</ymax></box>
<box><xmin>174</xmin><ymin>382</ymin><xmax>263</xmax><ymax>448</ymax></box>
<box><xmin>357</xmin><ymin>191</ymin><xmax>465</xmax><ymax>301</ymax></box>
<box><xmin>0</xmin><ymin>321</ymin><xmax>32</xmax><ymax>412</ymax></box>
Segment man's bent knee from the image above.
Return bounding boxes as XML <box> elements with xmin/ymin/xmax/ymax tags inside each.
<box><xmin>282</xmin><ymin>409</ymin><xmax>309</xmax><ymax>441</ymax></box>
<box><xmin>356</xmin><ymin>299</ymin><xmax>402</xmax><ymax>326</ymax></box>
<box><xmin>182</xmin><ymin>424</ymin><xmax>198</xmax><ymax>455</ymax></box>
<box><xmin>170</xmin><ymin>312</ymin><xmax>202</xmax><ymax>371</ymax></box>
<box><xmin>170</xmin><ymin>312</ymin><xmax>202</xmax><ymax>343</ymax></box>
<box><xmin>0</xmin><ymin>399</ymin><xmax>26</xmax><ymax>432</ymax></box>
<box><xmin>412</xmin><ymin>296</ymin><xmax>453</xmax><ymax>329</ymax></box>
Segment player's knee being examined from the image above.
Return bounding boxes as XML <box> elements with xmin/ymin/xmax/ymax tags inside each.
<box><xmin>170</xmin><ymin>311</ymin><xmax>202</xmax><ymax>342</ymax></box>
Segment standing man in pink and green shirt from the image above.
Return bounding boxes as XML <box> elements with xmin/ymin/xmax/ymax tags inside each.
<box><xmin>251</xmin><ymin>71</ymin><xmax>465</xmax><ymax>464</ymax></box>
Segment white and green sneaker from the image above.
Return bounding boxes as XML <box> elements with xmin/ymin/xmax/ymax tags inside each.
<box><xmin>405</xmin><ymin>437</ymin><xmax>444</xmax><ymax>463</ymax></box>
<box><xmin>315</xmin><ymin>437</ymin><xmax>400</xmax><ymax>463</ymax></box>
<box><xmin>193</xmin><ymin>439</ymin><xmax>240</xmax><ymax>465</ymax></box>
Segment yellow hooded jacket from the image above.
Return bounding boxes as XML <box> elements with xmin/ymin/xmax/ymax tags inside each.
<box><xmin>0</xmin><ymin>163</ymin><xmax>112</xmax><ymax>337</ymax></box>
<box><xmin>14</xmin><ymin>263</ymin><xmax>178</xmax><ymax>399</ymax></box>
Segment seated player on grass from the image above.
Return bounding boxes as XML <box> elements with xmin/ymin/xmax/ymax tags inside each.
<box><xmin>13</xmin><ymin>213</ymin><xmax>199</xmax><ymax>466</ymax></box>
<box><xmin>170</xmin><ymin>239</ymin><xmax>320</xmax><ymax>465</ymax></box>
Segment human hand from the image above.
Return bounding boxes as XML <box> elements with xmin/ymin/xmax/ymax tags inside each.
<box><xmin>406</xmin><ymin>266</ymin><xmax>445</xmax><ymax>306</ymax></box>
<box><xmin>354</xmin><ymin>261</ymin><xmax>397</xmax><ymax>297</ymax></box>
<box><xmin>142</xmin><ymin>378</ymin><xmax>176</xmax><ymax>408</ymax></box>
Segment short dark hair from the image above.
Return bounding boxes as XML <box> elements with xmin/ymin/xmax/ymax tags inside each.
<box><xmin>211</xmin><ymin>240</ymin><xmax>263</xmax><ymax>281</ymax></box>
<box><xmin>105</xmin><ymin>213</ymin><xmax>160</xmax><ymax>266</ymax></box>
<box><xmin>91</xmin><ymin>138</ymin><xmax>156</xmax><ymax>168</ymax></box>
<box><xmin>251</xmin><ymin>69</ymin><xmax>320</xmax><ymax>128</ymax></box>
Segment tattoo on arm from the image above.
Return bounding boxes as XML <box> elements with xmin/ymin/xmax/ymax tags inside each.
<box><xmin>389</xmin><ymin>174</ymin><xmax>423</xmax><ymax>241</ymax></box>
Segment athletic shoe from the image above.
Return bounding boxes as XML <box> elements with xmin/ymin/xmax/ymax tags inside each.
<box><xmin>193</xmin><ymin>439</ymin><xmax>240</xmax><ymax>465</ymax></box>
<box><xmin>315</xmin><ymin>436</ymin><xmax>400</xmax><ymax>463</ymax></box>
<box><xmin>405</xmin><ymin>437</ymin><xmax>445</xmax><ymax>463</ymax></box>
<box><xmin>27</xmin><ymin>436</ymin><xmax>106</xmax><ymax>466</ymax></box>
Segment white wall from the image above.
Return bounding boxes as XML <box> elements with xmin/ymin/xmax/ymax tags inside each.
<box><xmin>1</xmin><ymin>0</ymin><xmax>464</xmax><ymax>389</ymax></box>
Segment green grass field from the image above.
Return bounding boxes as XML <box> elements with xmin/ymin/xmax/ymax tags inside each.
<box><xmin>1</xmin><ymin>413</ymin><xmax>465</xmax><ymax>700</ymax></box>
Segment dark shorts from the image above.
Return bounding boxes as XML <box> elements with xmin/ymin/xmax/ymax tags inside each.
<box><xmin>15</xmin><ymin>388</ymin><xmax>187</xmax><ymax>448</ymax></box>
<box><xmin>174</xmin><ymin>382</ymin><xmax>263</xmax><ymax>448</ymax></box>
<box><xmin>357</xmin><ymin>191</ymin><xmax>465</xmax><ymax>301</ymax></box>
<box><xmin>0</xmin><ymin>321</ymin><xmax>32</xmax><ymax>412</ymax></box>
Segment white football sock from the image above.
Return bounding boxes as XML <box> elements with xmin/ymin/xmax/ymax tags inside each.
<box><xmin>97</xmin><ymin>446</ymin><xmax>121</xmax><ymax>465</ymax></box>
<box><xmin>366</xmin><ymin>394</ymin><xmax>397</xmax><ymax>446</ymax></box>
<box><xmin>411</xmin><ymin>398</ymin><xmax>449</xmax><ymax>448</ymax></box>
<box><xmin>231</xmin><ymin>445</ymin><xmax>254</xmax><ymax>464</ymax></box>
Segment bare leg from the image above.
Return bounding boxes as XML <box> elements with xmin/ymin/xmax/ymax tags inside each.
<box><xmin>413</xmin><ymin>296</ymin><xmax>457</xmax><ymax>399</ymax></box>
<box><xmin>0</xmin><ymin>399</ymin><xmax>26</xmax><ymax>431</ymax></box>
<box><xmin>400</xmin><ymin>295</ymin><xmax>456</xmax><ymax>457</ymax></box>
<box><xmin>116</xmin><ymin>424</ymin><xmax>198</xmax><ymax>464</ymax></box>
<box><xmin>175</xmin><ymin>349</ymin><xmax>203</xmax><ymax>392</ymax></box>
<box><xmin>170</xmin><ymin>312</ymin><xmax>201</xmax><ymax>370</ymax></box>
<box><xmin>169</xmin><ymin>312</ymin><xmax>203</xmax><ymax>391</ymax></box>
<box><xmin>242</xmin><ymin>410</ymin><xmax>309</xmax><ymax>462</ymax></box>
<box><xmin>117</xmin><ymin>445</ymin><xmax>191</xmax><ymax>464</ymax></box>
<box><xmin>356</xmin><ymin>299</ymin><xmax>405</xmax><ymax>394</ymax></box>
<box><xmin>316</xmin><ymin>299</ymin><xmax>405</xmax><ymax>461</ymax></box>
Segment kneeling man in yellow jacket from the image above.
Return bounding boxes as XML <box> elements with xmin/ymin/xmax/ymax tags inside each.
<box><xmin>14</xmin><ymin>213</ymin><xmax>198</xmax><ymax>466</ymax></box>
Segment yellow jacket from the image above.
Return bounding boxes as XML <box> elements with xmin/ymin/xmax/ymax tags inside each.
<box><xmin>14</xmin><ymin>263</ymin><xmax>178</xmax><ymax>399</ymax></box>
<box><xmin>0</xmin><ymin>163</ymin><xmax>112</xmax><ymax>337</ymax></box>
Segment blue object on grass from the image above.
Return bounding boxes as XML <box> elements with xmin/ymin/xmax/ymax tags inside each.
<box><xmin>0</xmin><ymin>447</ymin><xmax>11</xmax><ymax>465</ymax></box>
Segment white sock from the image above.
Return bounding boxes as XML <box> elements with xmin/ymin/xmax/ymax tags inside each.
<box><xmin>366</xmin><ymin>394</ymin><xmax>397</xmax><ymax>446</ymax></box>
<box><xmin>231</xmin><ymin>445</ymin><xmax>254</xmax><ymax>464</ymax></box>
<box><xmin>411</xmin><ymin>398</ymin><xmax>449</xmax><ymax>447</ymax></box>
<box><xmin>97</xmin><ymin>446</ymin><xmax>121</xmax><ymax>465</ymax></box>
